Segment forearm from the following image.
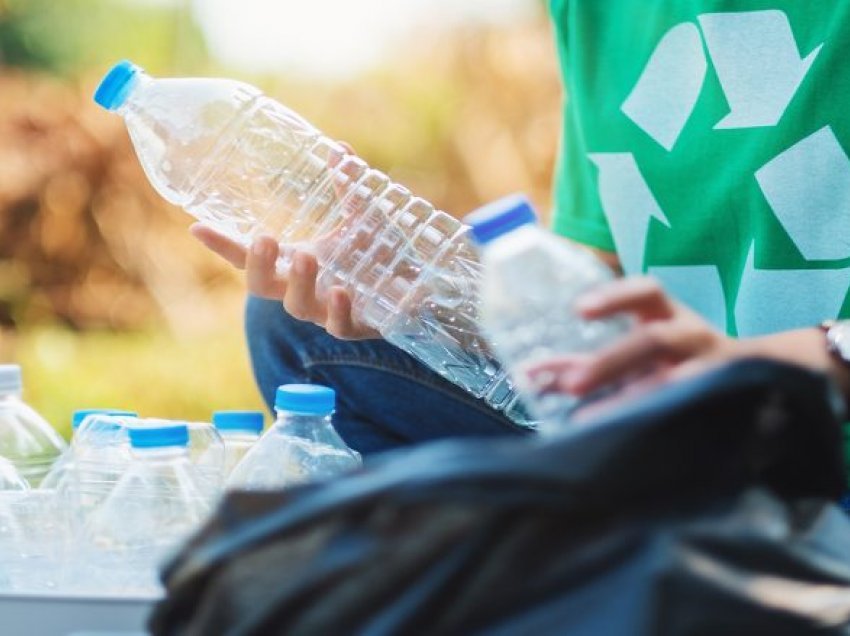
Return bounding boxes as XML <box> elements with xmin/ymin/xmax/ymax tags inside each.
<box><xmin>740</xmin><ymin>328</ymin><xmax>850</xmax><ymax>409</ymax></box>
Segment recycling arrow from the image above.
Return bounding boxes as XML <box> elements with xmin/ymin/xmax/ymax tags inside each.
<box><xmin>588</xmin><ymin>152</ymin><xmax>670</xmax><ymax>276</ymax></box>
<box><xmin>698</xmin><ymin>11</ymin><xmax>822</xmax><ymax>129</ymax></box>
<box><xmin>621</xmin><ymin>22</ymin><xmax>707</xmax><ymax>152</ymax></box>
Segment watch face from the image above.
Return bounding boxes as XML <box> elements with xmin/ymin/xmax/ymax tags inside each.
<box><xmin>829</xmin><ymin>321</ymin><xmax>850</xmax><ymax>362</ymax></box>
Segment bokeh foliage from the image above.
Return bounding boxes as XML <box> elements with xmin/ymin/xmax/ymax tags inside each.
<box><xmin>0</xmin><ymin>0</ymin><xmax>206</xmax><ymax>75</ymax></box>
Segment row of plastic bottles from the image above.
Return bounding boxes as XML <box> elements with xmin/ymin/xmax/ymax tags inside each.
<box><xmin>0</xmin><ymin>366</ymin><xmax>361</xmax><ymax>595</ymax></box>
<box><xmin>94</xmin><ymin>61</ymin><xmax>628</xmax><ymax>430</ymax></box>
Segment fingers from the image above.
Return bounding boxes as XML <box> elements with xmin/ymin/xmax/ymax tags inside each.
<box><xmin>576</xmin><ymin>276</ymin><xmax>675</xmax><ymax>322</ymax></box>
<box><xmin>521</xmin><ymin>355</ymin><xmax>589</xmax><ymax>395</ymax></box>
<box><xmin>527</xmin><ymin>317</ymin><xmax>720</xmax><ymax>397</ymax></box>
<box><xmin>522</xmin><ymin>277</ymin><xmax>731</xmax><ymax>410</ymax></box>
<box><xmin>325</xmin><ymin>287</ymin><xmax>381</xmax><ymax>340</ymax></box>
<box><xmin>560</xmin><ymin>326</ymin><xmax>672</xmax><ymax>396</ymax></box>
<box><xmin>283</xmin><ymin>251</ymin><xmax>327</xmax><ymax>324</ymax></box>
<box><xmin>245</xmin><ymin>236</ymin><xmax>287</xmax><ymax>299</ymax></box>
<box><xmin>570</xmin><ymin>367</ymin><xmax>673</xmax><ymax>424</ymax></box>
<box><xmin>190</xmin><ymin>223</ymin><xmax>248</xmax><ymax>269</ymax></box>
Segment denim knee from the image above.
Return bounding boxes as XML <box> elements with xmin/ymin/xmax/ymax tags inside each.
<box><xmin>243</xmin><ymin>295</ymin><xmax>529</xmax><ymax>454</ymax></box>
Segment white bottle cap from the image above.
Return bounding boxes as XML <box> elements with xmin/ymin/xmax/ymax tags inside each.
<box><xmin>0</xmin><ymin>365</ymin><xmax>22</xmax><ymax>394</ymax></box>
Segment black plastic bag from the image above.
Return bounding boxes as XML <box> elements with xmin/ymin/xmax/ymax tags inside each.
<box><xmin>150</xmin><ymin>360</ymin><xmax>850</xmax><ymax>635</ymax></box>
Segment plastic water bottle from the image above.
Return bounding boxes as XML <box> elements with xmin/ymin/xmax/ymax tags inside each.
<box><xmin>40</xmin><ymin>409</ymin><xmax>136</xmax><ymax>491</ymax></box>
<box><xmin>227</xmin><ymin>385</ymin><xmax>360</xmax><ymax>490</ymax></box>
<box><xmin>55</xmin><ymin>412</ymin><xmax>139</xmax><ymax>524</ymax></box>
<box><xmin>85</xmin><ymin>422</ymin><xmax>212</xmax><ymax>593</ymax></box>
<box><xmin>0</xmin><ymin>365</ymin><xmax>66</xmax><ymax>487</ymax></box>
<box><xmin>213</xmin><ymin>411</ymin><xmax>264</xmax><ymax>477</ymax></box>
<box><xmin>93</xmin><ymin>61</ymin><xmax>528</xmax><ymax>425</ymax></box>
<box><xmin>466</xmin><ymin>195</ymin><xmax>629</xmax><ymax>430</ymax></box>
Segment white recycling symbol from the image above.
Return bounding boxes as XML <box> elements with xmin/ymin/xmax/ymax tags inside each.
<box><xmin>590</xmin><ymin>10</ymin><xmax>850</xmax><ymax>337</ymax></box>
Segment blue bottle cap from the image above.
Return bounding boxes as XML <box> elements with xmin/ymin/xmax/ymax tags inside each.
<box><xmin>464</xmin><ymin>194</ymin><xmax>538</xmax><ymax>245</ymax></box>
<box><xmin>213</xmin><ymin>411</ymin><xmax>265</xmax><ymax>434</ymax></box>
<box><xmin>94</xmin><ymin>60</ymin><xmax>142</xmax><ymax>111</ymax></box>
<box><xmin>275</xmin><ymin>384</ymin><xmax>335</xmax><ymax>415</ymax></box>
<box><xmin>127</xmin><ymin>422</ymin><xmax>189</xmax><ymax>449</ymax></box>
<box><xmin>72</xmin><ymin>409</ymin><xmax>137</xmax><ymax>430</ymax></box>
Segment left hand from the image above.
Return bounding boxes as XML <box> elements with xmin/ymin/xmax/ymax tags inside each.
<box><xmin>523</xmin><ymin>276</ymin><xmax>849</xmax><ymax>414</ymax></box>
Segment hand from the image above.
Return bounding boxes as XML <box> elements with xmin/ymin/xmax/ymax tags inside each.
<box><xmin>190</xmin><ymin>223</ymin><xmax>381</xmax><ymax>340</ymax></box>
<box><xmin>523</xmin><ymin>276</ymin><xmax>850</xmax><ymax>416</ymax></box>
<box><xmin>189</xmin><ymin>141</ymin><xmax>380</xmax><ymax>341</ymax></box>
<box><xmin>191</xmin><ymin>227</ymin><xmax>380</xmax><ymax>340</ymax></box>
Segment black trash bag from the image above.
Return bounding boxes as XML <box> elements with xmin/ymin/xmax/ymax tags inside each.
<box><xmin>150</xmin><ymin>359</ymin><xmax>850</xmax><ymax>636</ymax></box>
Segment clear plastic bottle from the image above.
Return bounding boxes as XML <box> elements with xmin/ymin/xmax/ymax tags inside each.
<box><xmin>85</xmin><ymin>422</ymin><xmax>212</xmax><ymax>594</ymax></box>
<box><xmin>0</xmin><ymin>365</ymin><xmax>66</xmax><ymax>487</ymax></box>
<box><xmin>227</xmin><ymin>385</ymin><xmax>360</xmax><ymax>490</ymax></box>
<box><xmin>212</xmin><ymin>411</ymin><xmax>264</xmax><ymax>477</ymax></box>
<box><xmin>40</xmin><ymin>409</ymin><xmax>136</xmax><ymax>491</ymax></box>
<box><xmin>93</xmin><ymin>61</ymin><xmax>528</xmax><ymax>425</ymax></box>
<box><xmin>58</xmin><ymin>412</ymin><xmax>139</xmax><ymax>524</ymax></box>
<box><xmin>466</xmin><ymin>195</ymin><xmax>629</xmax><ymax>430</ymax></box>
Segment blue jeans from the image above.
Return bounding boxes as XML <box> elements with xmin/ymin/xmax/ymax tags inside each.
<box><xmin>244</xmin><ymin>296</ymin><xmax>530</xmax><ymax>455</ymax></box>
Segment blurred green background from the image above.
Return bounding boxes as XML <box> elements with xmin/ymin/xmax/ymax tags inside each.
<box><xmin>0</xmin><ymin>0</ymin><xmax>560</xmax><ymax>437</ymax></box>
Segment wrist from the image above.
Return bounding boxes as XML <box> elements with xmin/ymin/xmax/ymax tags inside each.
<box><xmin>819</xmin><ymin>321</ymin><xmax>850</xmax><ymax>410</ymax></box>
<box><xmin>742</xmin><ymin>327</ymin><xmax>850</xmax><ymax>413</ymax></box>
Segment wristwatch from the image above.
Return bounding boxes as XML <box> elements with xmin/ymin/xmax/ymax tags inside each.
<box><xmin>821</xmin><ymin>319</ymin><xmax>850</xmax><ymax>368</ymax></box>
<box><xmin>820</xmin><ymin>320</ymin><xmax>850</xmax><ymax>418</ymax></box>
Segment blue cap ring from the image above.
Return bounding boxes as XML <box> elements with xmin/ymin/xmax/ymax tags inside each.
<box><xmin>73</xmin><ymin>409</ymin><xmax>137</xmax><ymax>430</ymax></box>
<box><xmin>464</xmin><ymin>193</ymin><xmax>537</xmax><ymax>245</ymax></box>
<box><xmin>94</xmin><ymin>60</ymin><xmax>141</xmax><ymax>111</ymax></box>
<box><xmin>275</xmin><ymin>384</ymin><xmax>335</xmax><ymax>415</ymax></box>
<box><xmin>213</xmin><ymin>411</ymin><xmax>265</xmax><ymax>434</ymax></box>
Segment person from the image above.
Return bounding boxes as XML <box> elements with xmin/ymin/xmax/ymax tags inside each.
<box><xmin>192</xmin><ymin>2</ymin><xmax>850</xmax><ymax>478</ymax></box>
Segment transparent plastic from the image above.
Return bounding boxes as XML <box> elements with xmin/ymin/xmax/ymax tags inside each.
<box><xmin>218</xmin><ymin>429</ymin><xmax>260</xmax><ymax>478</ymax></box>
<box><xmin>187</xmin><ymin>422</ymin><xmax>225</xmax><ymax>496</ymax></box>
<box><xmin>0</xmin><ymin>391</ymin><xmax>66</xmax><ymax>487</ymax></box>
<box><xmin>85</xmin><ymin>443</ymin><xmax>212</xmax><ymax>594</ymax></box>
<box><xmin>108</xmin><ymin>68</ymin><xmax>528</xmax><ymax>425</ymax></box>
<box><xmin>41</xmin><ymin>414</ymin><xmax>136</xmax><ymax>526</ymax></box>
<box><xmin>227</xmin><ymin>411</ymin><xmax>361</xmax><ymax>490</ymax></box>
<box><xmin>0</xmin><ymin>490</ymin><xmax>69</xmax><ymax>591</ymax></box>
<box><xmin>0</xmin><ymin>456</ymin><xmax>28</xmax><ymax>491</ymax></box>
<box><xmin>40</xmin><ymin>412</ymin><xmax>123</xmax><ymax>491</ymax></box>
<box><xmin>477</xmin><ymin>223</ymin><xmax>629</xmax><ymax>430</ymax></box>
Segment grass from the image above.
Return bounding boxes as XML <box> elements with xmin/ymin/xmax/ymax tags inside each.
<box><xmin>8</xmin><ymin>326</ymin><xmax>267</xmax><ymax>440</ymax></box>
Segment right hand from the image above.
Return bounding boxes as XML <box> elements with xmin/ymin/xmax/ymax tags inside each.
<box><xmin>190</xmin><ymin>226</ymin><xmax>380</xmax><ymax>341</ymax></box>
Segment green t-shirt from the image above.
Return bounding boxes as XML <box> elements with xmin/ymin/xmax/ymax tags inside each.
<box><xmin>549</xmin><ymin>1</ymin><xmax>850</xmax><ymax>481</ymax></box>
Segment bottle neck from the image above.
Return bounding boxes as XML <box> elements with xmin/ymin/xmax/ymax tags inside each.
<box><xmin>115</xmin><ymin>73</ymin><xmax>151</xmax><ymax>116</ymax></box>
<box><xmin>274</xmin><ymin>411</ymin><xmax>335</xmax><ymax>442</ymax></box>
<box><xmin>218</xmin><ymin>429</ymin><xmax>260</xmax><ymax>440</ymax></box>
<box><xmin>130</xmin><ymin>445</ymin><xmax>189</xmax><ymax>461</ymax></box>
<box><xmin>481</xmin><ymin>223</ymin><xmax>542</xmax><ymax>256</ymax></box>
